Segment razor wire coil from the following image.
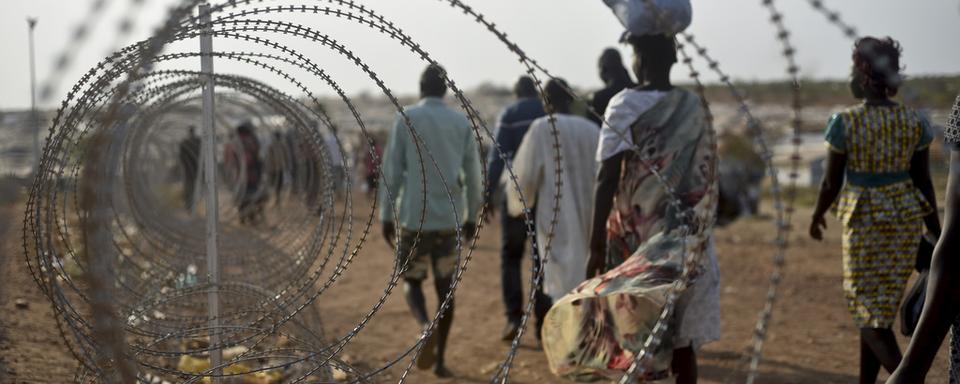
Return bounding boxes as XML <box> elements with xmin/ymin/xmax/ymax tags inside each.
<box><xmin>17</xmin><ymin>0</ymin><xmax>871</xmax><ymax>382</ymax></box>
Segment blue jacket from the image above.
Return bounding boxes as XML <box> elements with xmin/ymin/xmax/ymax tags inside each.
<box><xmin>487</xmin><ymin>97</ymin><xmax>546</xmax><ymax>201</ymax></box>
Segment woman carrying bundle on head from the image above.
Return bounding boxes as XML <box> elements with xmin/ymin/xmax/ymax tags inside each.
<box><xmin>809</xmin><ymin>36</ymin><xmax>941</xmax><ymax>384</ymax></box>
<box><xmin>541</xmin><ymin>2</ymin><xmax>720</xmax><ymax>382</ymax></box>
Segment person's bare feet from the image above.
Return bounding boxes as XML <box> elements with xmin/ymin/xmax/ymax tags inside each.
<box><xmin>433</xmin><ymin>364</ymin><xmax>454</xmax><ymax>378</ymax></box>
<box><xmin>415</xmin><ymin>330</ymin><xmax>437</xmax><ymax>370</ymax></box>
<box><xmin>500</xmin><ymin>322</ymin><xmax>519</xmax><ymax>342</ymax></box>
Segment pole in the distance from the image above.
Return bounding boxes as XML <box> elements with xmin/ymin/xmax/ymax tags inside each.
<box><xmin>198</xmin><ymin>3</ymin><xmax>222</xmax><ymax>382</ymax></box>
<box><xmin>27</xmin><ymin>17</ymin><xmax>39</xmax><ymax>176</ymax></box>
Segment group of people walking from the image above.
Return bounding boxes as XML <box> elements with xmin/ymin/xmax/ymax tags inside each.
<box><xmin>170</xmin><ymin>26</ymin><xmax>960</xmax><ymax>382</ymax></box>
<box><xmin>178</xmin><ymin>121</ymin><xmax>339</xmax><ymax>225</ymax></box>
<box><xmin>166</xmin><ymin>4</ymin><xmax>957</xmax><ymax>380</ymax></box>
<box><xmin>375</xmin><ymin>29</ymin><xmax>960</xmax><ymax>384</ymax></box>
<box><xmin>378</xmin><ymin>29</ymin><xmax>719</xmax><ymax>380</ymax></box>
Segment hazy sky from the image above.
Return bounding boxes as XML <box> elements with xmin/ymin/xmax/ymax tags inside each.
<box><xmin>1</xmin><ymin>0</ymin><xmax>958</xmax><ymax>110</ymax></box>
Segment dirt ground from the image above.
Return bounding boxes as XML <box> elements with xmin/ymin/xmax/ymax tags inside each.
<box><xmin>0</xmin><ymin>193</ymin><xmax>952</xmax><ymax>383</ymax></box>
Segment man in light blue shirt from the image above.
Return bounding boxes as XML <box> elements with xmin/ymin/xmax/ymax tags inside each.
<box><xmin>379</xmin><ymin>64</ymin><xmax>481</xmax><ymax>378</ymax></box>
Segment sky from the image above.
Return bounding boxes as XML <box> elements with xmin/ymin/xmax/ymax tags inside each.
<box><xmin>0</xmin><ymin>0</ymin><xmax>958</xmax><ymax>110</ymax></box>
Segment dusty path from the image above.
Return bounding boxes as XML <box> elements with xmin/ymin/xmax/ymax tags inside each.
<box><xmin>0</xmin><ymin>192</ymin><xmax>79</xmax><ymax>382</ymax></box>
<box><xmin>0</xmin><ymin>193</ymin><xmax>952</xmax><ymax>383</ymax></box>
<box><xmin>320</xmin><ymin>200</ymin><xmax>952</xmax><ymax>384</ymax></box>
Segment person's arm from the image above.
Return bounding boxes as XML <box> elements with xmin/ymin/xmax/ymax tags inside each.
<box><xmin>810</xmin><ymin>150</ymin><xmax>846</xmax><ymax>241</ymax></box>
<box><xmin>889</xmin><ymin>151</ymin><xmax>960</xmax><ymax>383</ymax></box>
<box><xmin>585</xmin><ymin>152</ymin><xmax>624</xmax><ymax>278</ymax></box>
<box><xmin>910</xmin><ymin>149</ymin><xmax>942</xmax><ymax>237</ymax></box>
<box><xmin>484</xmin><ymin>112</ymin><xmax>509</xmax><ymax>218</ymax></box>
<box><xmin>588</xmin><ymin>92</ymin><xmax>604</xmax><ymax>126</ymax></box>
<box><xmin>505</xmin><ymin>122</ymin><xmax>544</xmax><ymax>218</ymax></box>
<box><xmin>811</xmin><ymin>115</ymin><xmax>847</xmax><ymax>240</ymax></box>
<box><xmin>462</xmin><ymin>122</ymin><xmax>483</xmax><ymax>240</ymax></box>
<box><xmin>379</xmin><ymin>115</ymin><xmax>407</xmax><ymax>246</ymax></box>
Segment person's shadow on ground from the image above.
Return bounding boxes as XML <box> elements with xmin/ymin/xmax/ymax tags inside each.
<box><xmin>699</xmin><ymin>350</ymin><xmax>859</xmax><ymax>384</ymax></box>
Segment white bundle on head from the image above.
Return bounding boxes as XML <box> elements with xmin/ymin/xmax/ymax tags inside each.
<box><xmin>603</xmin><ymin>0</ymin><xmax>692</xmax><ymax>37</ymax></box>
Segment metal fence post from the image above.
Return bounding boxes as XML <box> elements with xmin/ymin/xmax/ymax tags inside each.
<box><xmin>198</xmin><ymin>3</ymin><xmax>222</xmax><ymax>382</ymax></box>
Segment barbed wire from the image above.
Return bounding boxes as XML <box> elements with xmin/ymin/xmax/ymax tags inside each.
<box><xmin>743</xmin><ymin>0</ymin><xmax>803</xmax><ymax>382</ymax></box>
<box><xmin>16</xmin><ymin>0</ymin><xmax>827</xmax><ymax>383</ymax></box>
<box><xmin>26</xmin><ymin>2</ymin><xmax>519</xmax><ymax>382</ymax></box>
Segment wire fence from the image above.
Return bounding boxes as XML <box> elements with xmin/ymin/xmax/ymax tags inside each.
<box><xmin>15</xmin><ymin>0</ymin><xmax>945</xmax><ymax>382</ymax></box>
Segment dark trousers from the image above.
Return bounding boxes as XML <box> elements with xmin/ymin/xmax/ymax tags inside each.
<box><xmin>183</xmin><ymin>169</ymin><xmax>197</xmax><ymax>210</ymax></box>
<box><xmin>500</xmin><ymin>207</ymin><xmax>552</xmax><ymax>336</ymax></box>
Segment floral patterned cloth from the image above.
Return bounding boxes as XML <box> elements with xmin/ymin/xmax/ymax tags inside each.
<box><xmin>542</xmin><ymin>88</ymin><xmax>718</xmax><ymax>382</ymax></box>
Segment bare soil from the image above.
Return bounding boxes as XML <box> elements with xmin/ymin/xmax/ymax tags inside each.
<box><xmin>0</xmin><ymin>195</ymin><xmax>952</xmax><ymax>383</ymax></box>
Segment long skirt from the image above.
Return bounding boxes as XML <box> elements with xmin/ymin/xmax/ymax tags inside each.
<box><xmin>541</xmin><ymin>235</ymin><xmax>720</xmax><ymax>382</ymax></box>
<box><xmin>841</xmin><ymin>219</ymin><xmax>922</xmax><ymax>328</ymax></box>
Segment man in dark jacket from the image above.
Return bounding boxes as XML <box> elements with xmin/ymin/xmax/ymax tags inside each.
<box><xmin>588</xmin><ymin>48</ymin><xmax>636</xmax><ymax>126</ymax></box>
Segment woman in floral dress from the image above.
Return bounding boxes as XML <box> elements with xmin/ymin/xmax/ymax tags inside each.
<box><xmin>542</xmin><ymin>33</ymin><xmax>719</xmax><ymax>384</ymax></box>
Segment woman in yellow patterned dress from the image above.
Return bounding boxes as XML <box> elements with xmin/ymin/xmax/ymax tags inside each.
<box><xmin>810</xmin><ymin>36</ymin><xmax>941</xmax><ymax>384</ymax></box>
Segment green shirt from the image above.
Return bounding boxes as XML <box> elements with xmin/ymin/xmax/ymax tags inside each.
<box><xmin>379</xmin><ymin>97</ymin><xmax>482</xmax><ymax>231</ymax></box>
